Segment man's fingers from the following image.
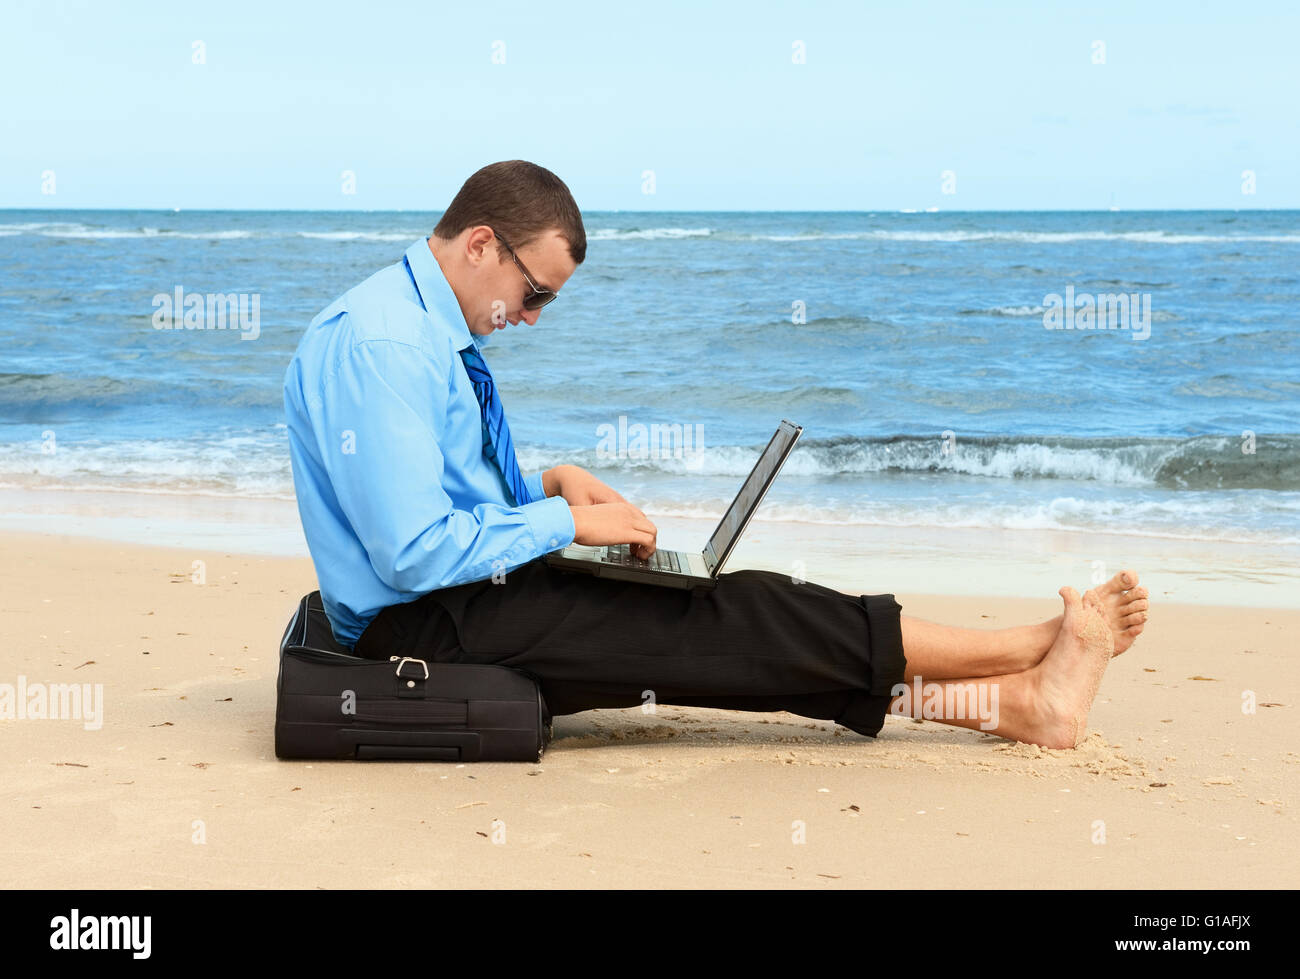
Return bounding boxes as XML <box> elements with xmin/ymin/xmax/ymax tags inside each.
<box><xmin>636</xmin><ymin>523</ymin><xmax>657</xmax><ymax>557</ymax></box>
<box><xmin>628</xmin><ymin>519</ymin><xmax>656</xmax><ymax>556</ymax></box>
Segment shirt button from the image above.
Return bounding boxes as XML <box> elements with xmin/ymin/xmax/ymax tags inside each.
<box><xmin>549</xmin><ymin>538</ymin><xmax>557</xmax><ymax>547</ymax></box>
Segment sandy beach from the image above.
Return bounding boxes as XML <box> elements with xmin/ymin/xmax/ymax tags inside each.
<box><xmin>3</xmin><ymin>527</ymin><xmax>1295</xmax><ymax>889</ymax></box>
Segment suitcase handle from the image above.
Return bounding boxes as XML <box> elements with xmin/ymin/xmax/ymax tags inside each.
<box><xmin>355</xmin><ymin>745</ymin><xmax>461</xmax><ymax>761</ymax></box>
<box><xmin>343</xmin><ymin>729</ymin><xmax>483</xmax><ymax>762</ymax></box>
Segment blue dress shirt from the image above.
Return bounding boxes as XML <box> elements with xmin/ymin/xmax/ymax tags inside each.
<box><xmin>283</xmin><ymin>237</ymin><xmax>577</xmax><ymax>648</ymax></box>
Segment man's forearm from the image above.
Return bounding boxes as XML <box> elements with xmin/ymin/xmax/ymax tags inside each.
<box><xmin>541</xmin><ymin>464</ymin><xmax>573</xmax><ymax>499</ymax></box>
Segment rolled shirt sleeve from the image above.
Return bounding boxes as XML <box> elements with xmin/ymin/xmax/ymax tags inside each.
<box><xmin>522</xmin><ymin>468</ymin><xmax>549</xmax><ymax>506</ymax></box>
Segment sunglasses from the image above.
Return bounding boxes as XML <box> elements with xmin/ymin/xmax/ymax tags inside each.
<box><xmin>494</xmin><ymin>231</ymin><xmax>557</xmax><ymax>311</ymax></box>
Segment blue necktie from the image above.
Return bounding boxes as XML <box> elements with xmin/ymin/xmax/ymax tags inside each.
<box><xmin>458</xmin><ymin>342</ymin><xmax>532</xmax><ymax>508</ymax></box>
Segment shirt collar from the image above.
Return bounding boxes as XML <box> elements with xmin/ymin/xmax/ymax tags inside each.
<box><xmin>404</xmin><ymin>237</ymin><xmax>474</xmax><ymax>352</ymax></box>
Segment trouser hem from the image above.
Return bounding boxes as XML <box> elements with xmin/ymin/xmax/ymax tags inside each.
<box><xmin>833</xmin><ymin>593</ymin><xmax>907</xmax><ymax>738</ymax></box>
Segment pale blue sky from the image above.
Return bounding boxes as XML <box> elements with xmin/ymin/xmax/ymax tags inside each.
<box><xmin>3</xmin><ymin>0</ymin><xmax>1296</xmax><ymax>210</ymax></box>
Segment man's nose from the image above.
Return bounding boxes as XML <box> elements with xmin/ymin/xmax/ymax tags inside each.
<box><xmin>520</xmin><ymin>307</ymin><xmax>541</xmax><ymax>326</ymax></box>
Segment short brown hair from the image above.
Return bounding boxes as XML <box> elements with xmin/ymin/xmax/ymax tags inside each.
<box><xmin>433</xmin><ymin>160</ymin><xmax>586</xmax><ymax>265</ymax></box>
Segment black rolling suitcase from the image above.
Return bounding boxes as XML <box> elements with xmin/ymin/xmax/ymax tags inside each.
<box><xmin>274</xmin><ymin>591</ymin><xmax>553</xmax><ymax>762</ymax></box>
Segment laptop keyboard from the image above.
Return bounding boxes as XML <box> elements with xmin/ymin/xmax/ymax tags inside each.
<box><xmin>604</xmin><ymin>544</ymin><xmax>683</xmax><ymax>573</ymax></box>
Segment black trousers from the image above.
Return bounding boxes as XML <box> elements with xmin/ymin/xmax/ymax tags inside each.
<box><xmin>354</xmin><ymin>557</ymin><xmax>908</xmax><ymax>738</ymax></box>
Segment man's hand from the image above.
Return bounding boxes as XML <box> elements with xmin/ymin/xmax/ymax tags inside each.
<box><xmin>570</xmin><ymin>502</ymin><xmax>657</xmax><ymax>559</ymax></box>
<box><xmin>546</xmin><ymin>465</ymin><xmax>657</xmax><ymax>558</ymax></box>
<box><xmin>544</xmin><ymin>464</ymin><xmax>627</xmax><ymax>506</ymax></box>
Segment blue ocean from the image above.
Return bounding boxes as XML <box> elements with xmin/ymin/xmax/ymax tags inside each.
<box><xmin>2</xmin><ymin>209</ymin><xmax>1297</xmax><ymax>547</ymax></box>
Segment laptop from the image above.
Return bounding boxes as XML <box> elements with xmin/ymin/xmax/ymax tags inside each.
<box><xmin>544</xmin><ymin>419</ymin><xmax>803</xmax><ymax>590</ymax></box>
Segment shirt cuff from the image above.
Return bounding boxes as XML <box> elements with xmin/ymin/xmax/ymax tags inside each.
<box><xmin>523</xmin><ymin>494</ymin><xmax>576</xmax><ymax>554</ymax></box>
<box><xmin>523</xmin><ymin>469</ymin><xmax>548</xmax><ymax>504</ymax></box>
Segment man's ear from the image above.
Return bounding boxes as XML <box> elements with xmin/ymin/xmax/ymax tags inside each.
<box><xmin>465</xmin><ymin>225</ymin><xmax>497</xmax><ymax>269</ymax></box>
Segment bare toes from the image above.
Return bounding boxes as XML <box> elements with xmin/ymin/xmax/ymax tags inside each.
<box><xmin>1121</xmin><ymin>611</ymin><xmax>1147</xmax><ymax>628</ymax></box>
<box><xmin>1122</xmin><ymin>598</ymin><xmax>1149</xmax><ymax>614</ymax></box>
<box><xmin>1099</xmin><ymin>570</ymin><xmax>1138</xmax><ymax>596</ymax></box>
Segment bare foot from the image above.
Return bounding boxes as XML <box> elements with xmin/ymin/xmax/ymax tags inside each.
<box><xmin>1020</xmin><ymin>586</ymin><xmax>1115</xmax><ymax>749</ymax></box>
<box><xmin>1085</xmin><ymin>569</ymin><xmax>1149</xmax><ymax>656</ymax></box>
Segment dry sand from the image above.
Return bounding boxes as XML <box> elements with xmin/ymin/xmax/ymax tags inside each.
<box><xmin>2</xmin><ymin>529</ymin><xmax>1295</xmax><ymax>888</ymax></box>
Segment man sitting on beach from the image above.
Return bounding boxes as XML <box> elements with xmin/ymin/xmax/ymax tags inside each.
<box><xmin>283</xmin><ymin>159</ymin><xmax>1151</xmax><ymax>749</ymax></box>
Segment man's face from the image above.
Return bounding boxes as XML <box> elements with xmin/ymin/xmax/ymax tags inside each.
<box><xmin>468</xmin><ymin>227</ymin><xmax>577</xmax><ymax>336</ymax></box>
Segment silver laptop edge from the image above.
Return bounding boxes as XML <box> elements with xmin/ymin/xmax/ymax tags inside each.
<box><xmin>701</xmin><ymin>419</ymin><xmax>802</xmax><ymax>576</ymax></box>
<box><xmin>545</xmin><ymin>419</ymin><xmax>803</xmax><ymax>588</ymax></box>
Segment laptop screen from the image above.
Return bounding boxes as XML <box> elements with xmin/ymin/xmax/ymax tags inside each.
<box><xmin>703</xmin><ymin>420</ymin><xmax>801</xmax><ymax>574</ymax></box>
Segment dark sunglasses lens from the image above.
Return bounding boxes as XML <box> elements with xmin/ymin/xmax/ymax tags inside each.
<box><xmin>524</xmin><ymin>290</ymin><xmax>556</xmax><ymax>311</ymax></box>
